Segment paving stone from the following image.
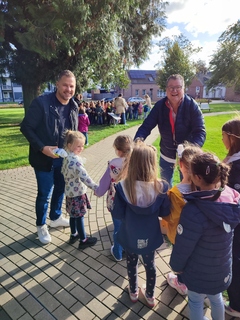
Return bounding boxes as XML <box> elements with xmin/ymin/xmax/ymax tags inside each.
<box><xmin>0</xmin><ymin>126</ymin><xmax>194</xmax><ymax>319</ymax></box>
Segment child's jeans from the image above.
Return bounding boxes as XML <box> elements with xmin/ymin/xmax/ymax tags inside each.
<box><xmin>112</xmin><ymin>218</ymin><xmax>123</xmax><ymax>260</ymax></box>
<box><xmin>126</xmin><ymin>250</ymin><xmax>156</xmax><ymax>297</ymax></box>
<box><xmin>81</xmin><ymin>132</ymin><xmax>89</xmax><ymax>145</ymax></box>
<box><xmin>188</xmin><ymin>290</ymin><xmax>224</xmax><ymax>320</ymax></box>
<box><xmin>70</xmin><ymin>216</ymin><xmax>86</xmax><ymax>241</ymax></box>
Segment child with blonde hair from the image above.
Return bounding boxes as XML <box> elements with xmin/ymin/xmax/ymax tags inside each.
<box><xmin>62</xmin><ymin>130</ymin><xmax>98</xmax><ymax>249</ymax></box>
<box><xmin>95</xmin><ymin>135</ymin><xmax>133</xmax><ymax>261</ymax></box>
<box><xmin>222</xmin><ymin>118</ymin><xmax>240</xmax><ymax>318</ymax></box>
<box><xmin>112</xmin><ymin>141</ymin><xmax>170</xmax><ymax>307</ymax></box>
<box><xmin>170</xmin><ymin>152</ymin><xmax>240</xmax><ymax>320</ymax></box>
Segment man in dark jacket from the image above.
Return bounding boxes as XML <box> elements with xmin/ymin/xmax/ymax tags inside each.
<box><xmin>134</xmin><ymin>74</ymin><xmax>206</xmax><ymax>186</ymax></box>
<box><xmin>20</xmin><ymin>70</ymin><xmax>78</xmax><ymax>244</ymax></box>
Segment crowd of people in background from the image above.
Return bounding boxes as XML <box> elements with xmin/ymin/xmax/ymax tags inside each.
<box><xmin>74</xmin><ymin>93</ymin><xmax>152</xmax><ymax>127</ymax></box>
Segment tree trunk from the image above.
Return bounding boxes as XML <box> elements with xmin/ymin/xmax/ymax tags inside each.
<box><xmin>22</xmin><ymin>83</ymin><xmax>40</xmax><ymax>115</ymax></box>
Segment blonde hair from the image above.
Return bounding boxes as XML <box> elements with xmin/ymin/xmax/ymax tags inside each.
<box><xmin>124</xmin><ymin>141</ymin><xmax>163</xmax><ymax>205</ymax></box>
<box><xmin>57</xmin><ymin>70</ymin><xmax>75</xmax><ymax>81</ymax></box>
<box><xmin>63</xmin><ymin>130</ymin><xmax>85</xmax><ymax>150</ymax></box>
<box><xmin>179</xmin><ymin>142</ymin><xmax>202</xmax><ymax>188</ymax></box>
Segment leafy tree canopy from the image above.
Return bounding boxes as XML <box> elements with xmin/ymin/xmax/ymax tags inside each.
<box><xmin>0</xmin><ymin>0</ymin><xmax>167</xmax><ymax>110</ymax></box>
<box><xmin>208</xmin><ymin>20</ymin><xmax>240</xmax><ymax>89</ymax></box>
<box><xmin>157</xmin><ymin>35</ymin><xmax>201</xmax><ymax>89</ymax></box>
<box><xmin>156</xmin><ymin>34</ymin><xmax>200</xmax><ymax>89</ymax></box>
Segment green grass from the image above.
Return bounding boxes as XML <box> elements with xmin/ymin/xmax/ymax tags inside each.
<box><xmin>0</xmin><ymin>103</ymin><xmax>239</xmax><ymax>171</ymax></box>
<box><xmin>0</xmin><ymin>107</ymin><xmax>143</xmax><ymax>170</ymax></box>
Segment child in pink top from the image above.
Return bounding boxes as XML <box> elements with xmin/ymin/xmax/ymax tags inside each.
<box><xmin>78</xmin><ymin>104</ymin><xmax>90</xmax><ymax>145</ymax></box>
<box><xmin>95</xmin><ymin>135</ymin><xmax>133</xmax><ymax>261</ymax></box>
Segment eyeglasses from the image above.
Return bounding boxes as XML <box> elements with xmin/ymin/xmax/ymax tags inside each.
<box><xmin>167</xmin><ymin>86</ymin><xmax>183</xmax><ymax>92</ymax></box>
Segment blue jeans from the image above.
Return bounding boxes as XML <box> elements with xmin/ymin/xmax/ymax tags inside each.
<box><xmin>160</xmin><ymin>156</ymin><xmax>182</xmax><ymax>187</ymax></box>
<box><xmin>81</xmin><ymin>132</ymin><xmax>89</xmax><ymax>145</ymax></box>
<box><xmin>188</xmin><ymin>290</ymin><xmax>224</xmax><ymax>320</ymax></box>
<box><xmin>160</xmin><ymin>157</ymin><xmax>175</xmax><ymax>187</ymax></box>
<box><xmin>112</xmin><ymin>218</ymin><xmax>123</xmax><ymax>260</ymax></box>
<box><xmin>34</xmin><ymin>158</ymin><xmax>65</xmax><ymax>226</ymax></box>
<box><xmin>121</xmin><ymin>113</ymin><xmax>126</xmax><ymax>124</ymax></box>
<box><xmin>70</xmin><ymin>216</ymin><xmax>86</xmax><ymax>240</ymax></box>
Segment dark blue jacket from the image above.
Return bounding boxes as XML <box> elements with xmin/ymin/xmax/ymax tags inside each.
<box><xmin>112</xmin><ymin>181</ymin><xmax>170</xmax><ymax>254</ymax></box>
<box><xmin>170</xmin><ymin>189</ymin><xmax>240</xmax><ymax>295</ymax></box>
<box><xmin>20</xmin><ymin>92</ymin><xmax>78</xmax><ymax>171</ymax></box>
<box><xmin>225</xmin><ymin>154</ymin><xmax>240</xmax><ymax>259</ymax></box>
<box><xmin>134</xmin><ymin>95</ymin><xmax>206</xmax><ymax>159</ymax></box>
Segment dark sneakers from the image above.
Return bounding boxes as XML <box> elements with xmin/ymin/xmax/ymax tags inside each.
<box><xmin>69</xmin><ymin>233</ymin><xmax>79</xmax><ymax>244</ymax></box>
<box><xmin>78</xmin><ymin>237</ymin><xmax>97</xmax><ymax>249</ymax></box>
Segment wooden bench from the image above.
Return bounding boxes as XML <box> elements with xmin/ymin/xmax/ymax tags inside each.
<box><xmin>200</xmin><ymin>103</ymin><xmax>210</xmax><ymax>111</ymax></box>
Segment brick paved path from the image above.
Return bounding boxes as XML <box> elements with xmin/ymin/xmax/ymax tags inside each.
<box><xmin>0</xmin><ymin>125</ymin><xmax>231</xmax><ymax>320</ymax></box>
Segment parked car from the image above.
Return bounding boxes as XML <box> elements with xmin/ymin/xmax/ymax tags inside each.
<box><xmin>127</xmin><ymin>97</ymin><xmax>146</xmax><ymax>104</ymax></box>
<box><xmin>103</xmin><ymin>97</ymin><xmax>116</xmax><ymax>102</ymax></box>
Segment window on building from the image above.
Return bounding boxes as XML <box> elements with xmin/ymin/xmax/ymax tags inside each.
<box><xmin>142</xmin><ymin>89</ymin><xmax>146</xmax><ymax>95</ymax></box>
<box><xmin>157</xmin><ymin>89</ymin><xmax>165</xmax><ymax>97</ymax></box>
<box><xmin>148</xmin><ymin>77</ymin><xmax>154</xmax><ymax>82</ymax></box>
<box><xmin>135</xmin><ymin>89</ymin><xmax>139</xmax><ymax>96</ymax></box>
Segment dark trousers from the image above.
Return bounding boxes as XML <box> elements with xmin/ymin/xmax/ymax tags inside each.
<box><xmin>126</xmin><ymin>250</ymin><xmax>156</xmax><ymax>297</ymax></box>
<box><xmin>70</xmin><ymin>216</ymin><xmax>86</xmax><ymax>241</ymax></box>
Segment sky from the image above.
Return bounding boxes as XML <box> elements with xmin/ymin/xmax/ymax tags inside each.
<box><xmin>135</xmin><ymin>0</ymin><xmax>239</xmax><ymax>70</ymax></box>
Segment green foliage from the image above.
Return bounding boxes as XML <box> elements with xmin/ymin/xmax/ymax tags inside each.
<box><xmin>156</xmin><ymin>34</ymin><xmax>198</xmax><ymax>89</ymax></box>
<box><xmin>0</xmin><ymin>0</ymin><xmax>167</xmax><ymax>110</ymax></box>
<box><xmin>194</xmin><ymin>60</ymin><xmax>208</xmax><ymax>74</ymax></box>
<box><xmin>208</xmin><ymin>20</ymin><xmax>240</xmax><ymax>89</ymax></box>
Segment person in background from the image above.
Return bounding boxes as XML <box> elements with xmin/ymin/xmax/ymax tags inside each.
<box><xmin>78</xmin><ymin>103</ymin><xmax>90</xmax><ymax>146</ymax></box>
<box><xmin>95</xmin><ymin>101</ymin><xmax>104</xmax><ymax>125</ymax></box>
<box><xmin>94</xmin><ymin>135</ymin><xmax>133</xmax><ymax>261</ymax></box>
<box><xmin>170</xmin><ymin>152</ymin><xmax>240</xmax><ymax>320</ymax></box>
<box><xmin>133</xmin><ymin>102</ymin><xmax>139</xmax><ymax>120</ymax></box>
<box><xmin>114</xmin><ymin>93</ymin><xmax>127</xmax><ymax>124</ymax></box>
<box><xmin>138</xmin><ymin>102</ymin><xmax>143</xmax><ymax>119</ymax></box>
<box><xmin>222</xmin><ymin>118</ymin><xmax>240</xmax><ymax>318</ymax></box>
<box><xmin>112</xmin><ymin>141</ymin><xmax>170</xmax><ymax>307</ymax></box>
<box><xmin>20</xmin><ymin>70</ymin><xmax>79</xmax><ymax>244</ymax></box>
<box><xmin>106</xmin><ymin>101</ymin><xmax>113</xmax><ymax>125</ymax></box>
<box><xmin>62</xmin><ymin>130</ymin><xmax>98</xmax><ymax>249</ymax></box>
<box><xmin>144</xmin><ymin>94</ymin><xmax>152</xmax><ymax>109</ymax></box>
<box><xmin>134</xmin><ymin>74</ymin><xmax>206</xmax><ymax>187</ymax></box>
<box><xmin>74</xmin><ymin>93</ymin><xmax>83</xmax><ymax>106</ymax></box>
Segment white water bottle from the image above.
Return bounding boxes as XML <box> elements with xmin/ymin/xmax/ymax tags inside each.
<box><xmin>177</xmin><ymin>144</ymin><xmax>184</xmax><ymax>158</ymax></box>
<box><xmin>52</xmin><ymin>148</ymin><xmax>68</xmax><ymax>158</ymax></box>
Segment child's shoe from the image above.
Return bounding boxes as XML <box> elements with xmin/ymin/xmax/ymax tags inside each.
<box><xmin>225</xmin><ymin>302</ymin><xmax>240</xmax><ymax>318</ymax></box>
<box><xmin>69</xmin><ymin>233</ymin><xmax>79</xmax><ymax>244</ymax></box>
<box><xmin>128</xmin><ymin>286</ymin><xmax>139</xmax><ymax>303</ymax></box>
<box><xmin>110</xmin><ymin>245</ymin><xmax>122</xmax><ymax>261</ymax></box>
<box><xmin>78</xmin><ymin>237</ymin><xmax>97</xmax><ymax>249</ymax></box>
<box><xmin>167</xmin><ymin>272</ymin><xmax>188</xmax><ymax>295</ymax></box>
<box><xmin>140</xmin><ymin>286</ymin><xmax>155</xmax><ymax>308</ymax></box>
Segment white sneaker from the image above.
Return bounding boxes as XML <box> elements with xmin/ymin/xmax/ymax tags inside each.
<box><xmin>50</xmin><ymin>215</ymin><xmax>69</xmax><ymax>228</ymax></box>
<box><xmin>37</xmin><ymin>225</ymin><xmax>51</xmax><ymax>244</ymax></box>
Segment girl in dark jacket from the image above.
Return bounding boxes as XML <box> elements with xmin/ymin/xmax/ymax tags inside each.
<box><xmin>170</xmin><ymin>152</ymin><xmax>240</xmax><ymax>320</ymax></box>
<box><xmin>112</xmin><ymin>141</ymin><xmax>170</xmax><ymax>307</ymax></box>
<box><xmin>222</xmin><ymin>118</ymin><xmax>240</xmax><ymax>318</ymax></box>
